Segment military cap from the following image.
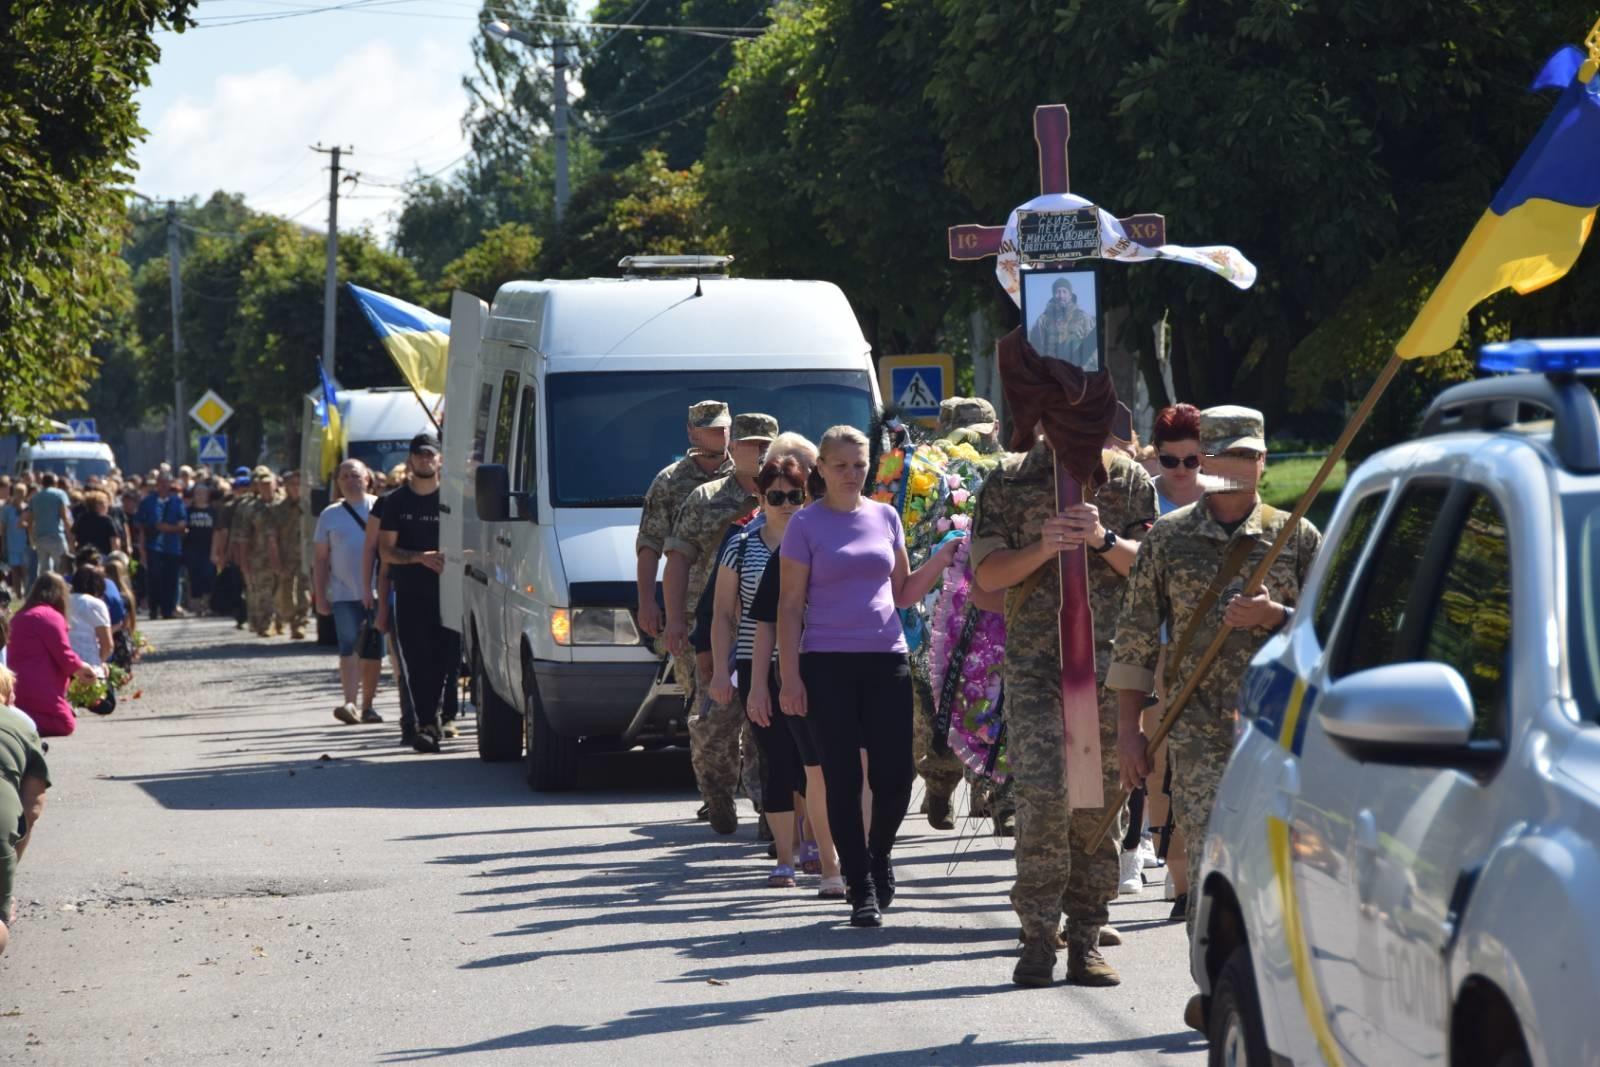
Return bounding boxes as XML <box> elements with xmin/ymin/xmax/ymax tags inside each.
<box><xmin>1200</xmin><ymin>405</ymin><xmax>1267</xmax><ymax>453</ymax></box>
<box><xmin>251</xmin><ymin>465</ymin><xmax>275</xmax><ymax>481</ymax></box>
<box><xmin>688</xmin><ymin>400</ymin><xmax>732</xmax><ymax>429</ymax></box>
<box><xmin>732</xmin><ymin>413</ymin><xmax>779</xmax><ymax>442</ymax></box>
<box><xmin>1052</xmin><ymin>277</ymin><xmax>1075</xmax><ymax>293</ymax></box>
<box><xmin>938</xmin><ymin>396</ymin><xmax>998</xmax><ymax>434</ymax></box>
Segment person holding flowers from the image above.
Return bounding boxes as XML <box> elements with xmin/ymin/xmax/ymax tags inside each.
<box><xmin>778</xmin><ymin>425</ymin><xmax>961</xmax><ymax>928</ymax></box>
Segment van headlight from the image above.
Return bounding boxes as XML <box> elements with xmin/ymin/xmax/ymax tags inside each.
<box><xmin>549</xmin><ymin>608</ymin><xmax>641</xmax><ymax>646</ymax></box>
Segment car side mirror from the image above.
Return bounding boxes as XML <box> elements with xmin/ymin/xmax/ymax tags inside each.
<box><xmin>475</xmin><ymin>463</ymin><xmax>512</xmax><ymax>523</ymax></box>
<box><xmin>1316</xmin><ymin>662</ymin><xmax>1477</xmax><ymax>763</ymax></box>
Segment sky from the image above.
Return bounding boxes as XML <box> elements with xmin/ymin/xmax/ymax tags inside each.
<box><xmin>134</xmin><ymin>0</ymin><xmax>591</xmax><ymax>239</ymax></box>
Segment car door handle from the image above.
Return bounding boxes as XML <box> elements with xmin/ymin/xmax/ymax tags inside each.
<box><xmin>495</xmin><ymin>533</ymin><xmax>513</xmax><ymax>547</ymax></box>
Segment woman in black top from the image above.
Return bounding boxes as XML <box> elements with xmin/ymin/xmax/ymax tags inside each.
<box><xmin>70</xmin><ymin>491</ymin><xmax>119</xmax><ymax>557</ymax></box>
<box><xmin>183</xmin><ymin>484</ymin><xmax>216</xmax><ymax>613</ymax></box>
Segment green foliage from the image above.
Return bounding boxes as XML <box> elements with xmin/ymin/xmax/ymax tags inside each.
<box><xmin>440</xmin><ymin>222</ymin><xmax>545</xmax><ymax>301</ymax></box>
<box><xmin>0</xmin><ymin>1</ymin><xmax>197</xmax><ymax>434</ymax></box>
<box><xmin>538</xmin><ymin>149</ymin><xmax>727</xmax><ymax>279</ymax></box>
<box><xmin>580</xmin><ymin>0</ymin><xmax>770</xmax><ymax>169</ymax></box>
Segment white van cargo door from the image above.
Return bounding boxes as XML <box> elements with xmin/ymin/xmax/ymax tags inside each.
<box><xmin>440</xmin><ymin>289</ymin><xmax>488</xmax><ymax>633</ymax></box>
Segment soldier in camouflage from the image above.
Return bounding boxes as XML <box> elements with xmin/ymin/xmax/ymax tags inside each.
<box><xmin>237</xmin><ymin>467</ymin><xmax>283</xmax><ymax>637</ymax></box>
<box><xmin>636</xmin><ymin>400</ymin><xmax>734</xmax><ymax>645</ymax></box>
<box><xmin>1109</xmin><ymin>406</ymin><xmax>1321</xmax><ymax>956</ymax></box>
<box><xmin>270</xmin><ymin>470</ymin><xmax>310</xmax><ymax>640</ymax></box>
<box><xmin>1026</xmin><ymin>277</ymin><xmax>1097</xmax><ymax>369</ymax></box>
<box><xmin>664</xmin><ymin>412</ymin><xmax>778</xmax><ymax>833</ymax></box>
<box><xmin>972</xmin><ymin>430</ymin><xmax>1156</xmax><ymax>988</ymax></box>
<box><xmin>912</xmin><ymin>396</ymin><xmax>1004</xmax><ymax>831</ymax></box>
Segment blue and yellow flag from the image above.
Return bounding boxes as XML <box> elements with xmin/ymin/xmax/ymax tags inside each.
<box><xmin>348</xmin><ymin>283</ymin><xmax>450</xmax><ymax>395</ymax></box>
<box><xmin>315</xmin><ymin>361</ymin><xmax>344</xmax><ymax>481</ymax></box>
<box><xmin>1398</xmin><ymin>39</ymin><xmax>1600</xmax><ymax>358</ymax></box>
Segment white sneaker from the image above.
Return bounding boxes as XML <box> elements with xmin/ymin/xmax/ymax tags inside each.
<box><xmin>1138</xmin><ymin>836</ymin><xmax>1163</xmax><ymax>869</ymax></box>
<box><xmin>1118</xmin><ymin>850</ymin><xmax>1143</xmax><ymax>895</ymax></box>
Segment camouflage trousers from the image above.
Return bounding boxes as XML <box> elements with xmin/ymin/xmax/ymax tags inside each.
<box><xmin>1167</xmin><ymin>703</ymin><xmax>1234</xmax><ymax>938</ymax></box>
<box><xmin>911</xmin><ymin>668</ymin><xmax>965</xmax><ymax>802</ymax></box>
<box><xmin>1006</xmin><ymin>676</ymin><xmax>1126</xmax><ymax>950</ymax></box>
<box><xmin>246</xmin><ymin>568</ymin><xmax>278</xmax><ymax>635</ymax></box>
<box><xmin>681</xmin><ymin>653</ymin><xmax>748</xmax><ymax>804</ymax></box>
<box><xmin>274</xmin><ymin>567</ymin><xmax>309</xmax><ymax>632</ymax></box>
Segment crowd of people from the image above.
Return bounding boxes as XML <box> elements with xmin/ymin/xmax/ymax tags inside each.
<box><xmin>636</xmin><ymin>391</ymin><xmax>1319</xmax><ymax>1024</ymax></box>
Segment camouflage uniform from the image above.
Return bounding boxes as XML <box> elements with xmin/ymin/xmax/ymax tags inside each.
<box><xmin>1026</xmin><ymin>280</ymin><xmax>1097</xmax><ymax>368</ymax></box>
<box><xmin>970</xmin><ymin>440</ymin><xmax>1156</xmax><ymax>950</ymax></box>
<box><xmin>270</xmin><ymin>493</ymin><xmax>310</xmax><ymax>636</ymax></box>
<box><xmin>663</xmin><ymin>413</ymin><xmax>776</xmax><ymax>805</ymax></box>
<box><xmin>1108</xmin><ymin>407</ymin><xmax>1321</xmax><ymax>936</ymax></box>
<box><xmin>237</xmin><ymin>469</ymin><xmax>282</xmax><ymax>636</ymax></box>
<box><xmin>637</xmin><ymin>402</ymin><xmax>733</xmax><ymax>700</ymax></box>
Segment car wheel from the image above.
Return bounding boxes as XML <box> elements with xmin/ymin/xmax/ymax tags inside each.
<box><xmin>1208</xmin><ymin>945</ymin><xmax>1270</xmax><ymax>1067</ymax></box>
<box><xmin>474</xmin><ymin>657</ymin><xmax>522</xmax><ymax>762</ymax></box>
<box><xmin>524</xmin><ymin>675</ymin><xmax>578</xmax><ymax>792</ymax></box>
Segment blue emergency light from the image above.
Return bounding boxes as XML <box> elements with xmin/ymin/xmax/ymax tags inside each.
<box><xmin>36</xmin><ymin>432</ymin><xmax>101</xmax><ymax>442</ymax></box>
<box><xmin>1478</xmin><ymin>338</ymin><xmax>1600</xmax><ymax>375</ymax></box>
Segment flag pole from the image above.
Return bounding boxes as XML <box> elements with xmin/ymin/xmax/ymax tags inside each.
<box><xmin>1087</xmin><ymin>353</ymin><xmax>1404</xmax><ymax>850</ymax></box>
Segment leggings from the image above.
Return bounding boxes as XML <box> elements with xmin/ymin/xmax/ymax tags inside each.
<box><xmin>737</xmin><ymin>659</ymin><xmax>806</xmax><ymax>814</ymax></box>
<box><xmin>798</xmin><ymin>651</ymin><xmax>914</xmax><ymax>888</ymax></box>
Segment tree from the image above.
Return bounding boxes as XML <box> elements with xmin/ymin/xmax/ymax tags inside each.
<box><xmin>439</xmin><ymin>222</ymin><xmax>544</xmax><ymax>301</ymax></box>
<box><xmin>0</xmin><ymin>1</ymin><xmax>197</xmax><ymax>433</ymax></box>
<box><xmin>538</xmin><ymin>150</ymin><xmax>727</xmax><ymax>279</ymax></box>
<box><xmin>926</xmin><ymin>0</ymin><xmax>1600</xmax><ymax>433</ymax></box>
<box><xmin>579</xmin><ymin>0</ymin><xmax>770</xmax><ymax>170</ymax></box>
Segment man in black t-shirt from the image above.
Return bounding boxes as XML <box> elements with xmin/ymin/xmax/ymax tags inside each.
<box><xmin>378</xmin><ymin>433</ymin><xmax>459</xmax><ymax>754</ymax></box>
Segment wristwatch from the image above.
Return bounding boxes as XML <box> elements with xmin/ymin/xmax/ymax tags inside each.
<box><xmin>1090</xmin><ymin>529</ymin><xmax>1117</xmax><ymax>554</ymax></box>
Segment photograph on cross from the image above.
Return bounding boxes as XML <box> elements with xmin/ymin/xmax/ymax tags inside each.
<box><xmin>1021</xmin><ymin>263</ymin><xmax>1102</xmax><ymax>372</ymax></box>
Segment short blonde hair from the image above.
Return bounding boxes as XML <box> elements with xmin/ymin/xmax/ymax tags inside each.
<box><xmin>764</xmin><ymin>432</ymin><xmax>817</xmax><ymax>466</ymax></box>
<box><xmin>817</xmin><ymin>425</ymin><xmax>869</xmax><ymax>462</ymax></box>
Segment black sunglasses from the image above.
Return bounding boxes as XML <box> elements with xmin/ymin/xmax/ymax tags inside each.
<box><xmin>764</xmin><ymin>488</ymin><xmax>805</xmax><ymax>507</ymax></box>
<box><xmin>1158</xmin><ymin>453</ymin><xmax>1201</xmax><ymax>469</ymax></box>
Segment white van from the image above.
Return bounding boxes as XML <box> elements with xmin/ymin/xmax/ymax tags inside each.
<box><xmin>441</xmin><ymin>262</ymin><xmax>880</xmax><ymax>790</ymax></box>
<box><xmin>13</xmin><ymin>434</ymin><xmax>117</xmax><ymax>483</ymax></box>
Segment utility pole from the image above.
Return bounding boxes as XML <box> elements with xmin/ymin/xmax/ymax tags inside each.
<box><xmin>311</xmin><ymin>143</ymin><xmax>350</xmax><ymax>378</ymax></box>
<box><xmin>552</xmin><ymin>39</ymin><xmax>570</xmax><ymax>227</ymax></box>
<box><xmin>166</xmin><ymin>201</ymin><xmax>185</xmax><ymax>464</ymax></box>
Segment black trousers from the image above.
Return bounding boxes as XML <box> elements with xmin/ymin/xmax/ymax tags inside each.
<box><xmin>148</xmin><ymin>551</ymin><xmax>181</xmax><ymax>620</ymax></box>
<box><xmin>798</xmin><ymin>651</ymin><xmax>914</xmax><ymax>888</ymax></box>
<box><xmin>737</xmin><ymin>659</ymin><xmax>808</xmax><ymax>814</ymax></box>
<box><xmin>391</xmin><ymin>584</ymin><xmax>457</xmax><ymax>731</ymax></box>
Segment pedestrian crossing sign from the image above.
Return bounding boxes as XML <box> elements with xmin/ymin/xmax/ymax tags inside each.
<box><xmin>198</xmin><ymin>434</ymin><xmax>228</xmax><ymax>464</ymax></box>
<box><xmin>879</xmin><ymin>354</ymin><xmax>954</xmax><ymax>426</ymax></box>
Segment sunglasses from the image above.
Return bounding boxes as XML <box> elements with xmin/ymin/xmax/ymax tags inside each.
<box><xmin>764</xmin><ymin>488</ymin><xmax>805</xmax><ymax>507</ymax></box>
<box><xmin>1158</xmin><ymin>453</ymin><xmax>1201</xmax><ymax>469</ymax></box>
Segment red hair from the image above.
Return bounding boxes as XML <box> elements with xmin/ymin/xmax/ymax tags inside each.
<box><xmin>1152</xmin><ymin>403</ymin><xmax>1201</xmax><ymax>446</ymax></box>
<box><xmin>757</xmin><ymin>455</ymin><xmax>809</xmax><ymax>493</ymax></box>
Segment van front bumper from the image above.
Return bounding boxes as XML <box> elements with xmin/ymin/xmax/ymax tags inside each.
<box><xmin>532</xmin><ymin>659</ymin><xmax>685</xmax><ymax>740</ymax></box>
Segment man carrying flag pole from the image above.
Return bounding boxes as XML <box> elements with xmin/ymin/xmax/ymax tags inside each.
<box><xmin>1097</xmin><ymin>17</ymin><xmax>1600</xmax><ymax>1035</ymax></box>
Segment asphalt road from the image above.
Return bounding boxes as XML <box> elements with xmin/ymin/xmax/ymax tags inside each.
<box><xmin>0</xmin><ymin>617</ymin><xmax>1208</xmax><ymax>1065</ymax></box>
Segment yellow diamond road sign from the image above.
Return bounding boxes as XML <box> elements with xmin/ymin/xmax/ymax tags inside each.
<box><xmin>189</xmin><ymin>389</ymin><xmax>234</xmax><ymax>433</ymax></box>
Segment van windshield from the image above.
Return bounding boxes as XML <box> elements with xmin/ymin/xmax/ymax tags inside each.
<box><xmin>346</xmin><ymin>439</ymin><xmax>416</xmax><ymax>483</ymax></box>
<box><xmin>545</xmin><ymin>369</ymin><xmax>875</xmax><ymax>507</ymax></box>
<box><xmin>25</xmin><ymin>456</ymin><xmax>112</xmax><ymax>483</ymax></box>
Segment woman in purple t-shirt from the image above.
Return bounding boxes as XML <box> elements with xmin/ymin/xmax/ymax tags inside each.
<box><xmin>777</xmin><ymin>425</ymin><xmax>960</xmax><ymax>927</ymax></box>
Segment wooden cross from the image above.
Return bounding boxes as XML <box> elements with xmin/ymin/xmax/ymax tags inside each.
<box><xmin>948</xmin><ymin>105</ymin><xmax>1159</xmax><ymax>811</ymax></box>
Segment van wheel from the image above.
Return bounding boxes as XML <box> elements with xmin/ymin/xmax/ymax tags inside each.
<box><xmin>524</xmin><ymin>677</ymin><xmax>578</xmax><ymax>791</ymax></box>
<box><xmin>1209</xmin><ymin>945</ymin><xmax>1269</xmax><ymax>1067</ymax></box>
<box><xmin>474</xmin><ymin>657</ymin><xmax>522</xmax><ymax>762</ymax></box>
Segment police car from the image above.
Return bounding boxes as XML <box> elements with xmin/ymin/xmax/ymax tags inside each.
<box><xmin>1191</xmin><ymin>339</ymin><xmax>1600</xmax><ymax>1067</ymax></box>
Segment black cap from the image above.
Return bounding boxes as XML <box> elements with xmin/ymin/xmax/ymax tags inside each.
<box><xmin>409</xmin><ymin>432</ymin><xmax>441</xmax><ymax>455</ymax></box>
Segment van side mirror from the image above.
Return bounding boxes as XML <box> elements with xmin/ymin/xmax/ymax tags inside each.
<box><xmin>475</xmin><ymin>463</ymin><xmax>512</xmax><ymax>522</ymax></box>
<box><xmin>1316</xmin><ymin>662</ymin><xmax>1477</xmax><ymax>763</ymax></box>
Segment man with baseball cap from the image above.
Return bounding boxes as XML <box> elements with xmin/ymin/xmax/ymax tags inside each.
<box><xmin>1107</xmin><ymin>404</ymin><xmax>1322</xmax><ymax>1029</ymax></box>
<box><xmin>636</xmin><ymin>401</ymin><xmax>733</xmax><ymax>642</ymax></box>
<box><xmin>378</xmin><ymin>432</ymin><xmax>460</xmax><ymax>753</ymax></box>
<box><xmin>664</xmin><ymin>412</ymin><xmax>777</xmax><ymax>832</ymax></box>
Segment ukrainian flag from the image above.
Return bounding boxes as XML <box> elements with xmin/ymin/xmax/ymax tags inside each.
<box><xmin>1398</xmin><ymin>42</ymin><xmax>1600</xmax><ymax>358</ymax></box>
<box><xmin>348</xmin><ymin>283</ymin><xmax>450</xmax><ymax>395</ymax></box>
<box><xmin>315</xmin><ymin>361</ymin><xmax>344</xmax><ymax>481</ymax></box>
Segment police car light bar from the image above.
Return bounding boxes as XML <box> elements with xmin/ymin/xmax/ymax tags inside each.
<box><xmin>1478</xmin><ymin>338</ymin><xmax>1600</xmax><ymax>375</ymax></box>
<box><xmin>37</xmin><ymin>432</ymin><xmax>101</xmax><ymax>442</ymax></box>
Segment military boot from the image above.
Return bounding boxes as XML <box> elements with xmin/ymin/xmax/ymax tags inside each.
<box><xmin>926</xmin><ymin>794</ymin><xmax>955</xmax><ymax>830</ymax></box>
<box><xmin>1012</xmin><ymin>940</ymin><xmax>1057</xmax><ymax>988</ymax></box>
<box><xmin>1067</xmin><ymin>944</ymin><xmax>1122</xmax><ymax>986</ymax></box>
<box><xmin>705</xmin><ymin>795</ymin><xmax>738</xmax><ymax>835</ymax></box>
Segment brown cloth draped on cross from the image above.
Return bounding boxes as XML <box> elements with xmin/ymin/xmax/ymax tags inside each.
<box><xmin>996</xmin><ymin>327</ymin><xmax>1118</xmax><ymax>487</ymax></box>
